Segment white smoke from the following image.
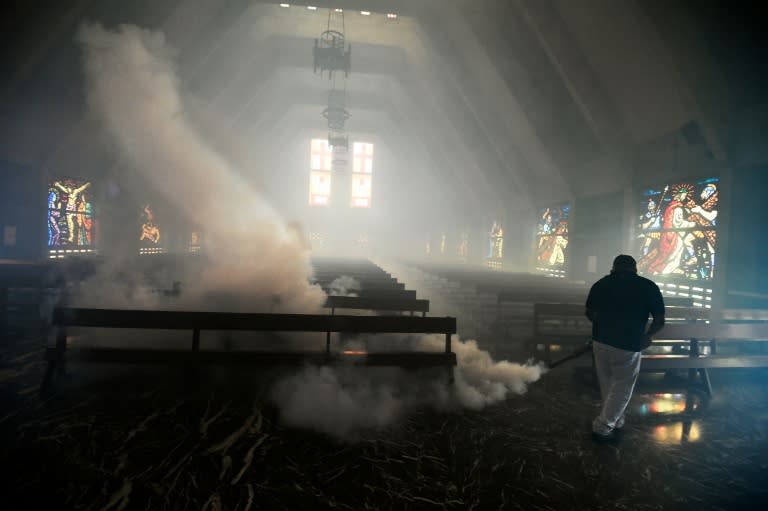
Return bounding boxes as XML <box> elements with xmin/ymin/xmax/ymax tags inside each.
<box><xmin>270</xmin><ymin>334</ymin><xmax>545</xmax><ymax>440</ymax></box>
<box><xmin>425</xmin><ymin>335</ymin><xmax>545</xmax><ymax>410</ymax></box>
<box><xmin>271</xmin><ymin>366</ymin><xmax>404</xmax><ymax>440</ymax></box>
<box><xmin>76</xmin><ymin>22</ymin><xmax>324</xmax><ymax>313</ymax></box>
<box><xmin>327</xmin><ymin>275</ymin><xmax>361</xmax><ymax>296</ymax></box>
<box><xmin>74</xmin><ymin>23</ymin><xmax>545</xmax><ymax>439</ymax></box>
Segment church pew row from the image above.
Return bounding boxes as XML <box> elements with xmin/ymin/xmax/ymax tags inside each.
<box><xmin>406</xmin><ymin>266</ymin><xmax>584</xmax><ymax>340</ymax></box>
<box><xmin>310</xmin><ymin>261</ymin><xmax>390</xmax><ymax>277</ymax></box>
<box><xmin>402</xmin><ymin>268</ymin><xmax>504</xmax><ymax>339</ymax></box>
<box><xmin>532</xmin><ymin>302</ymin><xmax>768</xmax><ymax>395</ymax></box>
<box><xmin>42</xmin><ymin>307</ymin><xmax>457</xmax><ymax>395</ymax></box>
<box><xmin>532</xmin><ymin>303</ymin><xmax>711</xmax><ymax>360</ymax></box>
<box><xmin>411</xmin><ymin>263</ymin><xmax>586</xmax><ymax>296</ymax></box>
<box><xmin>408</xmin><ymin>264</ymin><xmax>701</xmax><ymax>341</ymax></box>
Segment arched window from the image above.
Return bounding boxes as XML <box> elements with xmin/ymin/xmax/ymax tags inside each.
<box><xmin>351</xmin><ymin>141</ymin><xmax>373</xmax><ymax>208</ymax></box>
<box><xmin>309</xmin><ymin>138</ymin><xmax>332</xmax><ymax>205</ymax></box>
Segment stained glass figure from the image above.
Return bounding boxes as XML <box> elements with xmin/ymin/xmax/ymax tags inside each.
<box><xmin>637</xmin><ymin>178</ymin><xmax>719</xmax><ymax>280</ymax></box>
<box><xmin>139</xmin><ymin>203</ymin><xmax>164</xmax><ymax>254</ymax></box>
<box><xmin>535</xmin><ymin>204</ymin><xmax>570</xmax><ymax>276</ymax></box>
<box><xmin>47</xmin><ymin>179</ymin><xmax>94</xmax><ymax>255</ymax></box>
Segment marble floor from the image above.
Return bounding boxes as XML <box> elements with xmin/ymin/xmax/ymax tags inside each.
<box><xmin>1</xmin><ymin>334</ymin><xmax>767</xmax><ymax>511</ymax></box>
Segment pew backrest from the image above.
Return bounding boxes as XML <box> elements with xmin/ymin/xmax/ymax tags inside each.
<box><xmin>324</xmin><ymin>296</ymin><xmax>429</xmax><ymax>315</ymax></box>
<box><xmin>52</xmin><ymin>307</ymin><xmax>452</xmax><ymax>334</ymax></box>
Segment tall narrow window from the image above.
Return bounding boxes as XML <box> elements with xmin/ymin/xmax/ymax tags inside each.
<box><xmin>351</xmin><ymin>141</ymin><xmax>373</xmax><ymax>208</ymax></box>
<box><xmin>47</xmin><ymin>178</ymin><xmax>95</xmax><ymax>258</ymax></box>
<box><xmin>309</xmin><ymin>138</ymin><xmax>332</xmax><ymax>205</ymax></box>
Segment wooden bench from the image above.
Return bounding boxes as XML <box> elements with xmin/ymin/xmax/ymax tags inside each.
<box><xmin>315</xmin><ymin>279</ymin><xmax>405</xmax><ymax>291</ymax></box>
<box><xmin>531</xmin><ymin>303</ymin><xmax>593</xmax><ymax>364</ymax></box>
<box><xmin>533</xmin><ymin>303</ymin><xmax>711</xmax><ymax>349</ymax></box>
<box><xmin>42</xmin><ymin>307</ymin><xmax>457</xmax><ymax>394</ymax></box>
<box><xmin>641</xmin><ymin>322</ymin><xmax>768</xmax><ymax>395</ymax></box>
<box><xmin>533</xmin><ymin>302</ymin><xmax>768</xmax><ymax>395</ymax></box>
<box><xmin>324</xmin><ymin>296</ymin><xmax>429</xmax><ymax>316</ymax></box>
<box><xmin>311</xmin><ymin>270</ymin><xmax>393</xmax><ymax>280</ymax></box>
<box><xmin>663</xmin><ymin>296</ymin><xmax>695</xmax><ymax>307</ymax></box>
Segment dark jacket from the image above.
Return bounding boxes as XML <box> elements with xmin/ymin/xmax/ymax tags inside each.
<box><xmin>585</xmin><ymin>271</ymin><xmax>665</xmax><ymax>352</ymax></box>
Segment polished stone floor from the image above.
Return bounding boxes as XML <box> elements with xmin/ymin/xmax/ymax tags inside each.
<box><xmin>1</xmin><ymin>334</ymin><xmax>767</xmax><ymax>511</ymax></box>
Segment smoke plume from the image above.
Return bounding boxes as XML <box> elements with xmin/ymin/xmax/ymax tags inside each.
<box><xmin>326</xmin><ymin>276</ymin><xmax>361</xmax><ymax>296</ymax></box>
<box><xmin>77</xmin><ymin>22</ymin><xmax>324</xmax><ymax>312</ymax></box>
<box><xmin>75</xmin><ymin>23</ymin><xmax>544</xmax><ymax>440</ymax></box>
<box><xmin>271</xmin><ymin>334</ymin><xmax>545</xmax><ymax>440</ymax></box>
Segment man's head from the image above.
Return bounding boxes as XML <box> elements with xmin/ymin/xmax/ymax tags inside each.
<box><xmin>611</xmin><ymin>254</ymin><xmax>637</xmax><ymax>273</ymax></box>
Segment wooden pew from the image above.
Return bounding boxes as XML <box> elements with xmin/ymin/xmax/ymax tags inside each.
<box><xmin>311</xmin><ymin>260</ymin><xmax>389</xmax><ymax>277</ymax></box>
<box><xmin>534</xmin><ymin>302</ymin><xmax>768</xmax><ymax>395</ymax></box>
<box><xmin>532</xmin><ymin>303</ymin><xmax>710</xmax><ymax>354</ymax></box>
<box><xmin>315</xmin><ymin>279</ymin><xmax>405</xmax><ymax>291</ymax></box>
<box><xmin>641</xmin><ymin>322</ymin><xmax>768</xmax><ymax>395</ymax></box>
<box><xmin>411</xmin><ymin>263</ymin><xmax>588</xmax><ymax>333</ymax></box>
<box><xmin>42</xmin><ymin>307</ymin><xmax>456</xmax><ymax>394</ymax></box>
<box><xmin>495</xmin><ymin>287</ymin><xmax>585</xmax><ymax>336</ymax></box>
<box><xmin>311</xmin><ymin>270</ymin><xmax>392</xmax><ymax>280</ymax></box>
<box><xmin>663</xmin><ymin>297</ymin><xmax>695</xmax><ymax>307</ymax></box>
<box><xmin>531</xmin><ymin>303</ymin><xmax>592</xmax><ymax>364</ymax></box>
<box><xmin>324</xmin><ymin>296</ymin><xmax>430</xmax><ymax>316</ymax></box>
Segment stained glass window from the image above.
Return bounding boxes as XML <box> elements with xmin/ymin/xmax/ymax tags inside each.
<box><xmin>189</xmin><ymin>230</ymin><xmax>201</xmax><ymax>254</ymax></box>
<box><xmin>311</xmin><ymin>138</ymin><xmax>333</xmax><ymax>171</ymax></box>
<box><xmin>535</xmin><ymin>204</ymin><xmax>570</xmax><ymax>277</ymax></box>
<box><xmin>47</xmin><ymin>179</ymin><xmax>95</xmax><ymax>257</ymax></box>
<box><xmin>636</xmin><ymin>178</ymin><xmax>719</xmax><ymax>282</ymax></box>
<box><xmin>309</xmin><ymin>138</ymin><xmax>332</xmax><ymax>206</ymax></box>
<box><xmin>139</xmin><ymin>203</ymin><xmax>164</xmax><ymax>254</ymax></box>
<box><xmin>309</xmin><ymin>172</ymin><xmax>331</xmax><ymax>205</ymax></box>
<box><xmin>351</xmin><ymin>142</ymin><xmax>373</xmax><ymax>208</ymax></box>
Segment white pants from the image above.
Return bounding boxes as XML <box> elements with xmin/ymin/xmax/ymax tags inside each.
<box><xmin>592</xmin><ymin>341</ymin><xmax>642</xmax><ymax>435</ymax></box>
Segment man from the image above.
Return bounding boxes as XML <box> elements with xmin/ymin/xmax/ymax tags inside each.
<box><xmin>585</xmin><ymin>255</ymin><xmax>665</xmax><ymax>442</ymax></box>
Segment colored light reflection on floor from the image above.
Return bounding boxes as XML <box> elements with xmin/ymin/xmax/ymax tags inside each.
<box><xmin>637</xmin><ymin>393</ymin><xmax>695</xmax><ymax>415</ymax></box>
<box><xmin>653</xmin><ymin>421</ymin><xmax>701</xmax><ymax>443</ymax></box>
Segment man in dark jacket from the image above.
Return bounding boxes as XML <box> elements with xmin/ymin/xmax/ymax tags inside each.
<box><xmin>585</xmin><ymin>255</ymin><xmax>665</xmax><ymax>441</ymax></box>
